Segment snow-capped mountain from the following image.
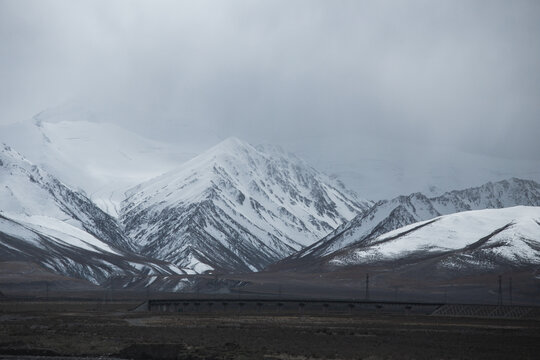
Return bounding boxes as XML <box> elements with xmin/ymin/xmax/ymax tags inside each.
<box><xmin>120</xmin><ymin>137</ymin><xmax>371</xmax><ymax>273</ymax></box>
<box><xmin>0</xmin><ymin>144</ymin><xmax>188</xmax><ymax>284</ymax></box>
<box><xmin>0</xmin><ymin>215</ymin><xmax>189</xmax><ymax>286</ymax></box>
<box><xmin>0</xmin><ymin>144</ymin><xmax>133</xmax><ymax>251</ymax></box>
<box><xmin>0</xmin><ymin>103</ymin><xmax>205</xmax><ymax>216</ymax></box>
<box><xmin>278</xmin><ymin>178</ymin><xmax>540</xmax><ymax>268</ymax></box>
<box><xmin>328</xmin><ymin>206</ymin><xmax>540</xmax><ymax>273</ymax></box>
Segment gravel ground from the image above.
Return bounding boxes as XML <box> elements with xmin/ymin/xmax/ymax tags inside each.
<box><xmin>0</xmin><ymin>301</ymin><xmax>539</xmax><ymax>359</ymax></box>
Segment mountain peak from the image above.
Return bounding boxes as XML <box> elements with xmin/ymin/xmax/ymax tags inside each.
<box><xmin>183</xmin><ymin>136</ymin><xmax>257</xmax><ymax>168</ymax></box>
<box><xmin>208</xmin><ymin>136</ymin><xmax>252</xmax><ymax>152</ymax></box>
<box><xmin>219</xmin><ymin>136</ymin><xmax>248</xmax><ymax>146</ymax></box>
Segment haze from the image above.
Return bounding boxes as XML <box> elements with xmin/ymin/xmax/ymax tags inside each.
<box><xmin>1</xmin><ymin>0</ymin><xmax>539</xmax><ymax>199</ymax></box>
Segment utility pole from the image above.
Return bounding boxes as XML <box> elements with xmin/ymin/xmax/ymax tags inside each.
<box><xmin>497</xmin><ymin>275</ymin><xmax>502</xmax><ymax>306</ymax></box>
<box><xmin>365</xmin><ymin>273</ymin><xmax>370</xmax><ymax>301</ymax></box>
<box><xmin>509</xmin><ymin>277</ymin><xmax>513</xmax><ymax>306</ymax></box>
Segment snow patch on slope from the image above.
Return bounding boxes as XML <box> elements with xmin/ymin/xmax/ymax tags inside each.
<box><xmin>330</xmin><ymin>206</ymin><xmax>540</xmax><ymax>267</ymax></box>
<box><xmin>3</xmin><ymin>214</ymin><xmax>122</xmax><ymax>255</ymax></box>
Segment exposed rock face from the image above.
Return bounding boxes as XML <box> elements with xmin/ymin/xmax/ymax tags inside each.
<box><xmin>120</xmin><ymin>137</ymin><xmax>371</xmax><ymax>273</ymax></box>
<box><xmin>277</xmin><ymin>178</ymin><xmax>540</xmax><ymax>270</ymax></box>
<box><xmin>0</xmin><ymin>144</ymin><xmax>187</xmax><ymax>285</ymax></box>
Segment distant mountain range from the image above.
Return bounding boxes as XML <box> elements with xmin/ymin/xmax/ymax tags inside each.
<box><xmin>275</xmin><ymin>178</ymin><xmax>540</xmax><ymax>271</ymax></box>
<box><xmin>1</xmin><ymin>105</ymin><xmax>539</xmax><ymax>294</ymax></box>
<box><xmin>0</xmin><ymin>111</ymin><xmax>370</xmax><ymax>282</ymax></box>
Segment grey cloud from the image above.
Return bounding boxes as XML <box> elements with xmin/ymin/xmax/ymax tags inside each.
<box><xmin>1</xmin><ymin>0</ymin><xmax>539</xmax><ymax>169</ymax></box>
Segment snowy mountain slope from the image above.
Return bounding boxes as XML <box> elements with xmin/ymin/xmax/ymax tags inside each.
<box><xmin>0</xmin><ymin>104</ymin><xmax>203</xmax><ymax>216</ymax></box>
<box><xmin>328</xmin><ymin>206</ymin><xmax>540</xmax><ymax>271</ymax></box>
<box><xmin>120</xmin><ymin>137</ymin><xmax>371</xmax><ymax>273</ymax></box>
<box><xmin>289</xmin><ymin>193</ymin><xmax>441</xmax><ymax>261</ymax></box>
<box><xmin>0</xmin><ymin>144</ymin><xmax>133</xmax><ymax>251</ymax></box>
<box><xmin>277</xmin><ymin>178</ymin><xmax>540</xmax><ymax>268</ymax></box>
<box><xmin>0</xmin><ymin>214</ymin><xmax>187</xmax><ymax>285</ymax></box>
<box><xmin>0</xmin><ymin>144</ymin><xmax>189</xmax><ymax>284</ymax></box>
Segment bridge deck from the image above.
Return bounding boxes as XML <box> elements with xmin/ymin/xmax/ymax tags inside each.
<box><xmin>135</xmin><ymin>298</ymin><xmax>442</xmax><ymax>315</ymax></box>
<box><xmin>134</xmin><ymin>298</ymin><xmax>539</xmax><ymax>319</ymax></box>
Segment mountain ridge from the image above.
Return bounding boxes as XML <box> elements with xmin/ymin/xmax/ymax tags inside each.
<box><xmin>327</xmin><ymin>206</ymin><xmax>540</xmax><ymax>273</ymax></box>
<box><xmin>120</xmin><ymin>137</ymin><xmax>371</xmax><ymax>273</ymax></box>
<box><xmin>0</xmin><ymin>143</ymin><xmax>191</xmax><ymax>286</ymax></box>
<box><xmin>274</xmin><ymin>178</ymin><xmax>540</xmax><ymax>270</ymax></box>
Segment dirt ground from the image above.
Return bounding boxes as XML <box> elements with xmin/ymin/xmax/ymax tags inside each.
<box><xmin>1</xmin><ymin>301</ymin><xmax>539</xmax><ymax>360</ymax></box>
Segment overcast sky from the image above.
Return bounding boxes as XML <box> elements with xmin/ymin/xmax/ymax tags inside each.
<box><xmin>1</xmin><ymin>0</ymin><xmax>539</xmax><ymax>166</ymax></box>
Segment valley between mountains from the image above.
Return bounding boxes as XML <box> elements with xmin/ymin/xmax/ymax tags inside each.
<box><xmin>1</xmin><ymin>109</ymin><xmax>539</xmax><ymax>303</ymax></box>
